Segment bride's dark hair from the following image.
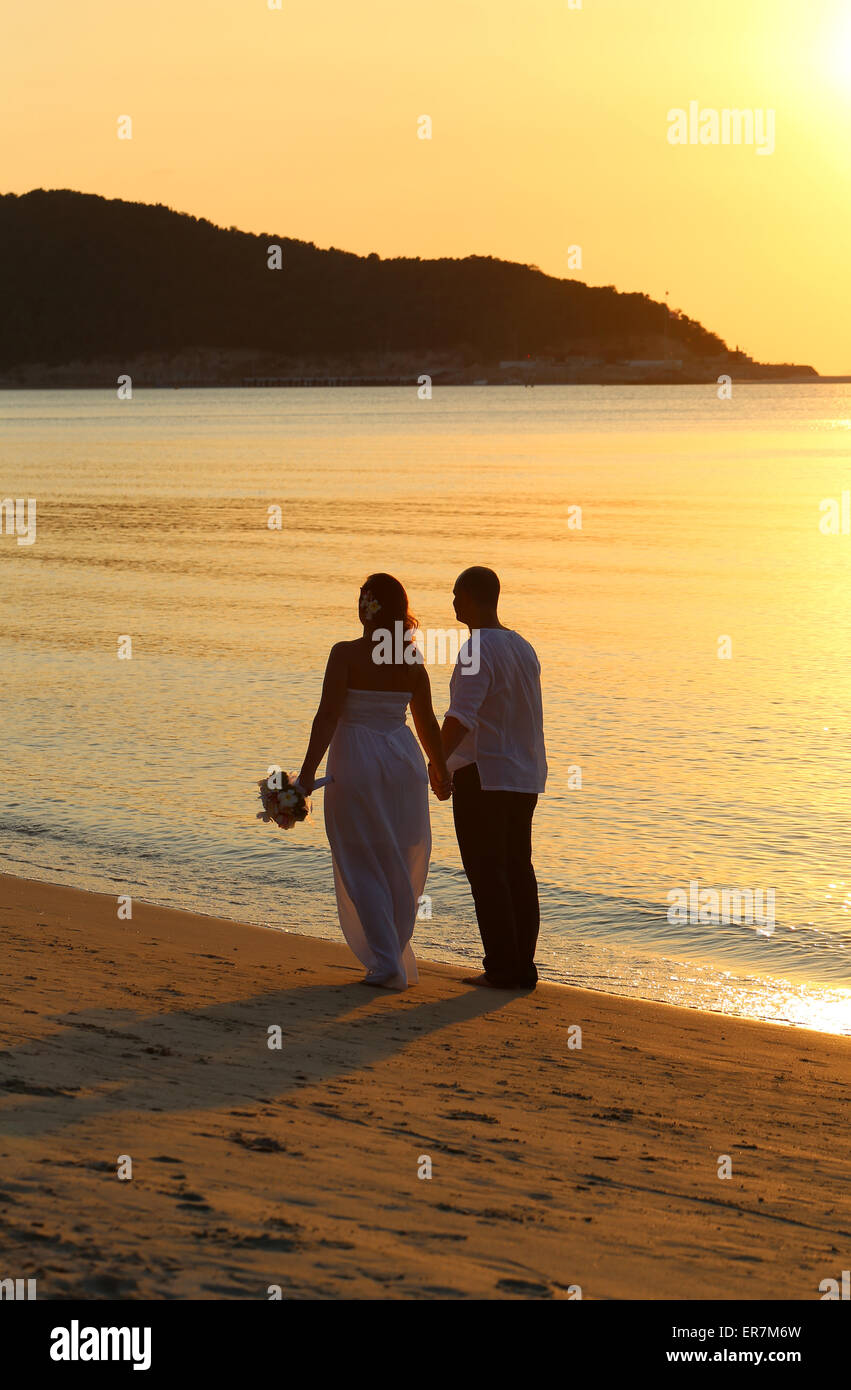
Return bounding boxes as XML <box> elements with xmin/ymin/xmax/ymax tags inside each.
<box><xmin>359</xmin><ymin>573</ymin><xmax>418</xmax><ymax>633</ymax></box>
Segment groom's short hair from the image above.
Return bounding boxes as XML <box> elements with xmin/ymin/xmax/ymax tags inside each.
<box><xmin>456</xmin><ymin>566</ymin><xmax>500</xmax><ymax>606</ymax></box>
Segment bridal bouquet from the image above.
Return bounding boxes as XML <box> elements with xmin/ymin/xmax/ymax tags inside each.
<box><xmin>256</xmin><ymin>768</ymin><xmax>331</xmax><ymax>830</ymax></box>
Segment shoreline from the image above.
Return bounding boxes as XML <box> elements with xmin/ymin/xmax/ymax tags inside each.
<box><xmin>2</xmin><ymin>871</ymin><xmax>849</xmax><ymax>1299</ymax></box>
<box><xmin>1</xmin><ymin>376</ymin><xmax>838</xmax><ymax>390</ymax></box>
<box><xmin>9</xmin><ymin>864</ymin><xmax>847</xmax><ymax>1040</ymax></box>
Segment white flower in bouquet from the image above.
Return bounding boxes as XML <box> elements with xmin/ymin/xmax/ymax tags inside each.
<box><xmin>256</xmin><ymin>766</ymin><xmax>331</xmax><ymax>831</ymax></box>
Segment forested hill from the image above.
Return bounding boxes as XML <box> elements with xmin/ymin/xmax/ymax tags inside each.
<box><xmin>0</xmin><ymin>188</ymin><xmax>737</xmax><ymax>370</ymax></box>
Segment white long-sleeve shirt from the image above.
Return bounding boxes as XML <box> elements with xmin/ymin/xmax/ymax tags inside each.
<box><xmin>445</xmin><ymin>628</ymin><xmax>547</xmax><ymax>794</ymax></box>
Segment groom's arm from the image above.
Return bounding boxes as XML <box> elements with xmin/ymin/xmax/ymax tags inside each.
<box><xmin>439</xmin><ymin>715</ymin><xmax>469</xmax><ymax>760</ymax></box>
<box><xmin>441</xmin><ymin>651</ymin><xmax>491</xmax><ymax>757</ymax></box>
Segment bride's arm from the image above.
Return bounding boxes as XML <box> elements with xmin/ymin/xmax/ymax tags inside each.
<box><xmin>410</xmin><ymin>667</ymin><xmax>451</xmax><ymax>799</ymax></box>
<box><xmin>297</xmin><ymin>644</ymin><xmax>348</xmax><ymax>793</ymax></box>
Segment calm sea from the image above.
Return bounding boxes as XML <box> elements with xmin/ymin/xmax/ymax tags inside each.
<box><xmin>2</xmin><ymin>385</ymin><xmax>850</xmax><ymax>1035</ymax></box>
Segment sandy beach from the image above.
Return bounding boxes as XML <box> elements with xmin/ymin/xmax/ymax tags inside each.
<box><xmin>1</xmin><ymin>871</ymin><xmax>848</xmax><ymax>1300</ymax></box>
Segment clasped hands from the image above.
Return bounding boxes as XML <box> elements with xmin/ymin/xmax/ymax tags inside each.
<box><xmin>428</xmin><ymin>763</ymin><xmax>452</xmax><ymax>801</ymax></box>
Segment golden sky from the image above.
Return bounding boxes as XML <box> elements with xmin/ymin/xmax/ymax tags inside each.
<box><xmin>3</xmin><ymin>0</ymin><xmax>850</xmax><ymax>371</ymax></box>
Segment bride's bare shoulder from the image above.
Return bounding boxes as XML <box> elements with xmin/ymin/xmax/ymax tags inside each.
<box><xmin>330</xmin><ymin>638</ymin><xmax>362</xmax><ymax>657</ymax></box>
<box><xmin>327</xmin><ymin>637</ymin><xmax>365</xmax><ymax>671</ymax></box>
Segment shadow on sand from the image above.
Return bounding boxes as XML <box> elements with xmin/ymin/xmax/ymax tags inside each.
<box><xmin>1</xmin><ymin>975</ymin><xmax>523</xmax><ymax>1140</ymax></box>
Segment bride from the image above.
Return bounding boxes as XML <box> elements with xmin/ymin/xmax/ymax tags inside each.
<box><xmin>297</xmin><ymin>574</ymin><xmax>451</xmax><ymax>990</ymax></box>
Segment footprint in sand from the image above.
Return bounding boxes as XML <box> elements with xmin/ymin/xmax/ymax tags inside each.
<box><xmin>1</xmin><ymin>1078</ymin><xmax>79</xmax><ymax>1097</ymax></box>
<box><xmin>496</xmin><ymin>1277</ymin><xmax>552</xmax><ymax>1297</ymax></box>
<box><xmin>175</xmin><ymin>1190</ymin><xmax>213</xmax><ymax>1212</ymax></box>
<box><xmin>229</xmin><ymin>1131</ymin><xmax>290</xmax><ymax>1154</ymax></box>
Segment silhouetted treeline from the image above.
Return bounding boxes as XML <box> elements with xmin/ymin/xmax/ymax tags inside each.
<box><xmin>0</xmin><ymin>189</ymin><xmax>732</xmax><ymax>368</ymax></box>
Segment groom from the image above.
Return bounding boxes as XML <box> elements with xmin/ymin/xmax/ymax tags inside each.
<box><xmin>430</xmin><ymin>567</ymin><xmax>547</xmax><ymax>990</ymax></box>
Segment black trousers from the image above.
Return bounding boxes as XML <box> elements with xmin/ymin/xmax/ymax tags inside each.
<box><xmin>452</xmin><ymin>762</ymin><xmax>540</xmax><ymax>986</ymax></box>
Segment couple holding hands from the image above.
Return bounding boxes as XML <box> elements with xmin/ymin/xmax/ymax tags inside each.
<box><xmin>297</xmin><ymin>566</ymin><xmax>547</xmax><ymax>991</ymax></box>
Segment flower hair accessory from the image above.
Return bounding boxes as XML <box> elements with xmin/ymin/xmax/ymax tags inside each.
<box><xmin>360</xmin><ymin>590</ymin><xmax>381</xmax><ymax>618</ymax></box>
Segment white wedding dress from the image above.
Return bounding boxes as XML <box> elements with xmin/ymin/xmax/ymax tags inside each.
<box><xmin>323</xmin><ymin>689</ymin><xmax>430</xmax><ymax>988</ymax></box>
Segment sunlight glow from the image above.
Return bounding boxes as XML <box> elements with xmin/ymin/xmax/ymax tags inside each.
<box><xmin>825</xmin><ymin>12</ymin><xmax>851</xmax><ymax>85</ymax></box>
